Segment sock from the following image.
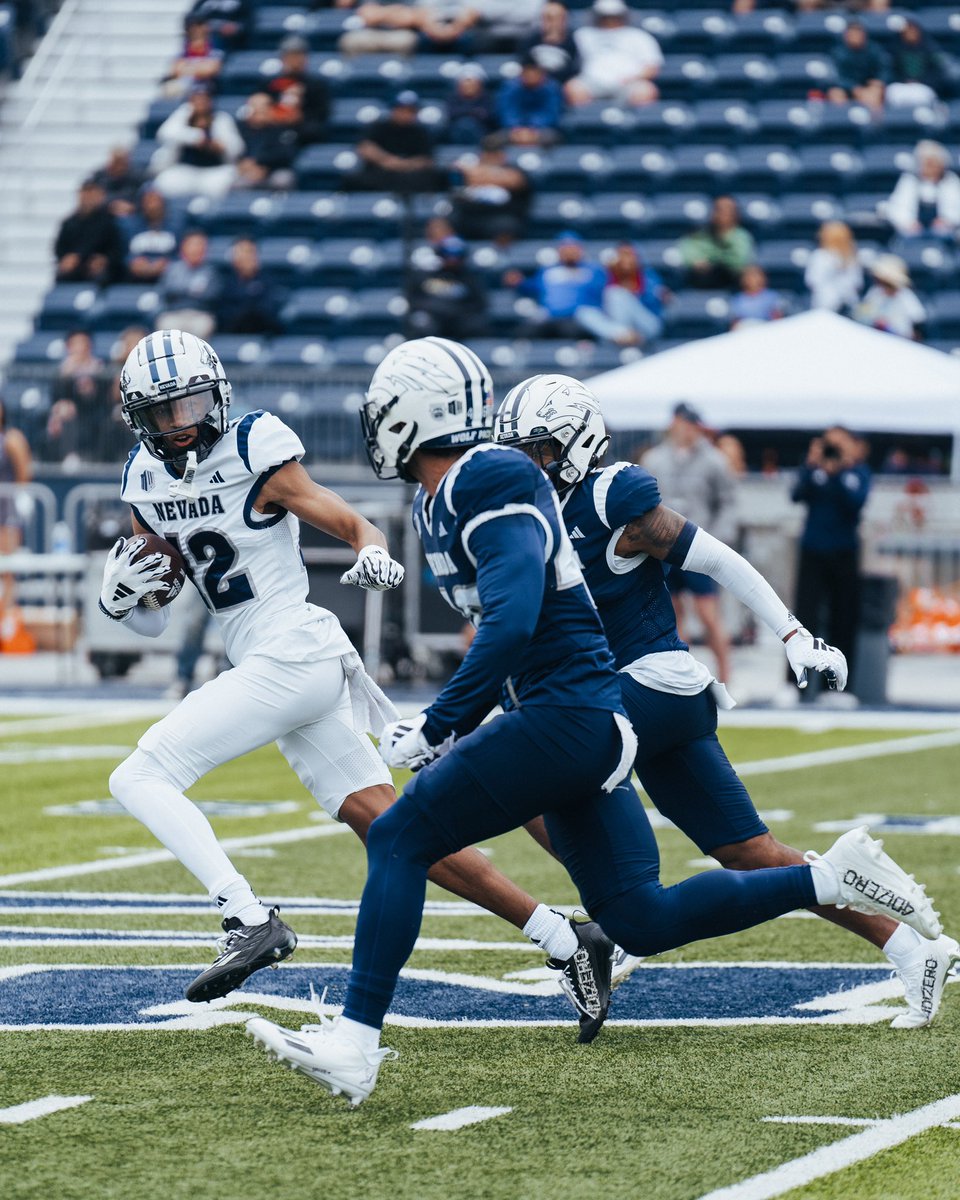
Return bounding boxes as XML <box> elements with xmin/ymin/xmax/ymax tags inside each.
<box><xmin>807</xmin><ymin>855</ymin><xmax>841</xmax><ymax>906</ymax></box>
<box><xmin>211</xmin><ymin>875</ymin><xmax>269</xmax><ymax>926</ymax></box>
<box><xmin>338</xmin><ymin>1016</ymin><xmax>380</xmax><ymax>1053</ymax></box>
<box><xmin>884</xmin><ymin>923</ymin><xmax>923</xmax><ymax>969</ymax></box>
<box><xmin>523</xmin><ymin>904</ymin><xmax>578</xmax><ymax>961</ymax></box>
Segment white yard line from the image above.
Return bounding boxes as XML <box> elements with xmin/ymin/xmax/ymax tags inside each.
<box><xmin>411</xmin><ymin>1106</ymin><xmax>512</xmax><ymax>1131</ymax></box>
<box><xmin>697</xmin><ymin>1093</ymin><xmax>960</xmax><ymax>1200</ymax></box>
<box><xmin>0</xmin><ymin>825</ymin><xmax>350</xmax><ymax>887</ymax></box>
<box><xmin>730</xmin><ymin>729</ymin><xmax>960</xmax><ymax>778</ymax></box>
<box><xmin>762</xmin><ymin>1116</ymin><xmax>881</xmax><ymax>1128</ymax></box>
<box><xmin>0</xmin><ymin>1095</ymin><xmax>93</xmax><ymax>1125</ymax></box>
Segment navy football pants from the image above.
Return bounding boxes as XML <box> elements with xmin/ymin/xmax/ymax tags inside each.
<box><xmin>343</xmin><ymin>706</ymin><xmax>816</xmax><ymax>1029</ymax></box>
<box><xmin>623</xmin><ymin>675</ymin><xmax>768</xmax><ymax>855</ymax></box>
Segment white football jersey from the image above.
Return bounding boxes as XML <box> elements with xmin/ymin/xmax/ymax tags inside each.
<box><xmin>121</xmin><ymin>409</ymin><xmax>351</xmax><ymax>665</ymax></box>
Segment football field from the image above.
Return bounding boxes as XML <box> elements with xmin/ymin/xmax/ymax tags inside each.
<box><xmin>1</xmin><ymin>709</ymin><xmax>959</xmax><ymax>1200</ymax></box>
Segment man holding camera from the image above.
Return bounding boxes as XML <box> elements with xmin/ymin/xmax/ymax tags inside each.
<box><xmin>790</xmin><ymin>426</ymin><xmax>871</xmax><ymax>700</ymax></box>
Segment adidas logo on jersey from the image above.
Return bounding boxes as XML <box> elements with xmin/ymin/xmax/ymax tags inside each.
<box><xmin>140</xmin><ymin>471</ymin><xmax>155</xmax><ymax>491</ymax></box>
<box><xmin>209</xmin><ymin>471</ymin><xmax>225</xmax><ymax>485</ymax></box>
<box><xmin>569</xmin><ymin>526</ymin><xmax>585</xmax><ymax>539</ymax></box>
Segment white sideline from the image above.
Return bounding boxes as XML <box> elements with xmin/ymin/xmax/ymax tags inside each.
<box><xmin>697</xmin><ymin>1093</ymin><xmax>960</xmax><ymax>1200</ymax></box>
<box><xmin>411</xmin><ymin>1106</ymin><xmax>513</xmax><ymax>1131</ymax></box>
<box><xmin>0</xmin><ymin>1095</ymin><xmax>93</xmax><ymax>1125</ymax></box>
<box><xmin>731</xmin><ymin>729</ymin><xmax>960</xmax><ymax>778</ymax></box>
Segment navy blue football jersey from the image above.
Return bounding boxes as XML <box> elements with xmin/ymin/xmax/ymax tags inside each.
<box><xmin>561</xmin><ymin>462</ymin><xmax>687</xmax><ymax>669</ymax></box>
<box><xmin>413</xmin><ymin>444</ymin><xmax>623</xmax><ymax>722</ymax></box>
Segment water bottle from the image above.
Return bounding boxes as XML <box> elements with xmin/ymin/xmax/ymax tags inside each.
<box><xmin>51</xmin><ymin>520</ymin><xmax>72</xmax><ymax>555</ymax></box>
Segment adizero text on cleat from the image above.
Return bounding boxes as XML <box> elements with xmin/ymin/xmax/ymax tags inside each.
<box><xmin>186</xmin><ymin>907</ymin><xmax>297</xmax><ymax>1003</ymax></box>
<box><xmin>548</xmin><ymin>918</ymin><xmax>614</xmax><ymax>1044</ymax></box>
<box><xmin>246</xmin><ymin>1015</ymin><xmax>397</xmax><ymax>1105</ymax></box>
<box><xmin>810</xmin><ymin>826</ymin><xmax>942</xmax><ymax>941</ymax></box>
<box><xmin>891</xmin><ymin>935</ymin><xmax>960</xmax><ymax>1030</ymax></box>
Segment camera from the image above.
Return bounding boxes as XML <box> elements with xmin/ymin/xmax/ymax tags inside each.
<box><xmin>822</xmin><ymin>441</ymin><xmax>842</xmax><ymax>461</ymax></box>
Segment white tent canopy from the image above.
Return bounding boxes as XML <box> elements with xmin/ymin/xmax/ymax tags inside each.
<box><xmin>588</xmin><ymin>311</ymin><xmax>960</xmax><ymax>441</ymax></box>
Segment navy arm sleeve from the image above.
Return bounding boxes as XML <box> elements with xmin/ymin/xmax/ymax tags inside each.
<box><xmin>421</xmin><ymin>515</ymin><xmax>546</xmax><ymax>745</ymax></box>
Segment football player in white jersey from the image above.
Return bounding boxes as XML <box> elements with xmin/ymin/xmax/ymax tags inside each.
<box><xmin>102</xmin><ymin>330</ymin><xmax>606</xmax><ymax>1007</ymax></box>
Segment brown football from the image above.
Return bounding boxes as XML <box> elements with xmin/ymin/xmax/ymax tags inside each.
<box><xmin>129</xmin><ymin>533</ymin><xmax>186</xmax><ymax>610</ymax></box>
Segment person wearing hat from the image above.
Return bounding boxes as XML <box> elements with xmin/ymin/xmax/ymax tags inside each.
<box><xmin>566</xmin><ymin>0</ymin><xmax>662</xmax><ymax>107</ymax></box>
<box><xmin>404</xmin><ymin>235</ymin><xmax>488</xmax><ymax>341</ymax></box>
<box><xmin>523</xmin><ymin>2</ymin><xmax>580</xmax><ymax>84</ymax></box>
<box><xmin>446</xmin><ymin>63</ymin><xmax>496</xmax><ymax>144</ymax></box>
<box><xmin>349</xmin><ymin>90</ymin><xmax>448</xmax><ymax>193</ymax></box>
<box><xmin>496</xmin><ymin>55</ymin><xmax>564</xmax><ymax>146</ymax></box>
<box><xmin>263</xmin><ymin>34</ymin><xmax>330</xmax><ymax>148</ymax></box>
<box><xmin>504</xmin><ymin>231</ymin><xmax>611</xmax><ymax>340</ymax></box>
<box><xmin>53</xmin><ymin>178</ymin><xmax>125</xmax><ymax>285</ymax></box>
<box><xmin>827</xmin><ymin>20</ymin><xmax>890</xmax><ymax>110</ymax></box>
<box><xmin>886</xmin><ymin>140</ymin><xmax>960</xmax><ymax>240</ymax></box>
<box><xmin>161</xmin><ymin>11</ymin><xmax>224</xmax><ymax>99</ymax></box>
<box><xmin>641</xmin><ymin>404</ymin><xmax>738</xmax><ymax>682</ymax></box>
<box><xmin>854</xmin><ymin>255</ymin><xmax>926</xmax><ymax>340</ymax></box>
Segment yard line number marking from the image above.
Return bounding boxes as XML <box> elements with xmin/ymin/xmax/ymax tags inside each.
<box><xmin>698</xmin><ymin>1092</ymin><xmax>960</xmax><ymax>1200</ymax></box>
<box><xmin>411</xmin><ymin>1106</ymin><xmax>513</xmax><ymax>1131</ymax></box>
<box><xmin>0</xmin><ymin>1095</ymin><xmax>93</xmax><ymax>1125</ymax></box>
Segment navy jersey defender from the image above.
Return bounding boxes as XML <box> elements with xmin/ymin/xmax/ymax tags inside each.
<box><xmin>101</xmin><ymin>330</ymin><xmax>595</xmax><ymax>1016</ymax></box>
<box><xmin>494</xmin><ymin>373</ymin><xmax>958</xmax><ymax>1033</ymax></box>
<box><xmin>247</xmin><ymin>340</ymin><xmax>941</xmax><ymax>1106</ymax></box>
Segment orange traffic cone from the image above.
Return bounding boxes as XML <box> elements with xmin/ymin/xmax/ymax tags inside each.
<box><xmin>0</xmin><ymin>607</ymin><xmax>37</xmax><ymax>654</ymax></box>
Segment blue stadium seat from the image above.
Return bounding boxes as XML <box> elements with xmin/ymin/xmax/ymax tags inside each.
<box><xmin>191</xmin><ymin>192</ymin><xmax>285</xmax><ymax>237</ymax></box>
<box><xmin>774</xmin><ymin>53</ymin><xmax>838</xmax><ymax>97</ymax></box>
<box><xmin>250</xmin><ymin>7</ymin><xmax>352</xmax><ymax>52</ymax></box>
<box><xmin>734</xmin><ymin>144</ymin><xmax>802</xmax><ymax>192</ymax></box>
<box><xmin>627</xmin><ymin>101</ymin><xmax>699</xmax><ymax>146</ymax></box>
<box><xmin>662</xmin><ymin>291</ymin><xmax>732</xmax><ymax>338</ymax></box>
<box><xmin>755</xmin><ymin>240</ymin><xmax>811</xmax><ymax>289</ymax></box>
<box><xmin>89</xmin><ymin>285</ymin><xmax>161</xmax><ymax>332</ymax></box>
<box><xmin>528</xmin><ymin>194</ymin><xmax>595</xmax><ymax>237</ymax></box>
<box><xmin>562</xmin><ymin>104</ymin><xmax>645</xmax><ymax>148</ymax></box>
<box><xmin>777</xmin><ymin>193</ymin><xmax>844</xmax><ymax>238</ymax></box>
<box><xmin>713</xmin><ymin>54</ymin><xmax>779</xmax><ymax>98</ymax></box>
<box><xmin>925</xmin><ymin>291</ymin><xmax>960</xmax><ymax>338</ymax></box>
<box><xmin>279</xmin><ymin>192</ymin><xmax>404</xmax><ymax>239</ymax></box>
<box><xmin>843</xmin><ymin>191</ymin><xmax>891</xmax><ymax>238</ymax></box>
<box><xmin>893</xmin><ymin>239</ymin><xmax>958</xmax><ymax>290</ymax></box>
<box><xmin>534</xmin><ymin>146</ymin><xmax>613</xmax><ymax>192</ymax></box>
<box><xmin>487</xmin><ymin>290</ymin><xmax>529</xmax><ymax>334</ymax></box>
<box><xmin>672</xmin><ymin>144</ymin><xmax>738</xmax><ymax>189</ymax></box>
<box><xmin>349</xmin><ymin>289</ymin><xmax>409</xmax><ymax>335</ymax></box>
<box><xmin>589</xmin><ymin>194</ymin><xmax>662</xmax><ymax>239</ymax></box>
<box><xmin>218</xmin><ymin>50</ymin><xmax>283</xmax><ymax>93</ymax></box>
<box><xmin>755</xmin><ymin>99</ymin><xmax>824</xmax><ymax>144</ymax></box>
<box><xmin>797</xmin><ymin>145</ymin><xmax>864</xmax><ymax>192</ymax></box>
<box><xmin>294</xmin><ymin>144</ymin><xmax>361</xmax><ymax>189</ymax></box>
<box><xmin>281</xmin><ymin>288</ymin><xmax>359</xmax><ymax>335</ymax></box>
<box><xmin>791</xmin><ymin>12</ymin><xmax>844</xmax><ymax>55</ymax></box>
<box><xmin>269</xmin><ymin>336</ymin><xmax>334</xmax><ymax>368</ymax></box>
<box><xmin>815</xmin><ymin>102</ymin><xmax>882</xmax><ymax>147</ymax></box>
<box><xmin>326</xmin><ymin>337</ymin><xmax>394</xmax><ymax>368</ymax></box>
<box><xmin>211</xmin><ymin>336</ymin><xmax>273</xmax><ymax>368</ymax></box>
<box><xmin>12</xmin><ymin>332</ymin><xmax>69</xmax><ymax>363</ymax></box>
<box><xmin>692</xmin><ymin>100</ymin><xmax>759</xmax><ymax>140</ymax></box>
<box><xmin>659</xmin><ymin>55</ymin><xmax>718</xmax><ymax>100</ymax></box>
<box><xmin>670</xmin><ymin>10</ymin><xmax>737</xmax><ymax>54</ymax></box>
<box><xmin>461</xmin><ymin>338</ymin><xmax>526</xmax><ymax>373</ymax></box>
<box><xmin>341</xmin><ymin>55</ymin><xmax>414</xmax><ymax>99</ymax></box>
<box><xmin>317</xmin><ymin>239</ymin><xmax>405</xmax><ymax>287</ymax></box>
<box><xmin>644</xmin><ymin>193</ymin><xmax>712</xmax><ymax>239</ymax></box>
<box><xmin>859</xmin><ymin>144</ymin><xmax>914</xmax><ymax>191</ymax></box>
<box><xmin>608</xmin><ymin>145</ymin><xmax>677</xmax><ymax>192</ymax></box>
<box><xmin>879</xmin><ymin>103</ymin><xmax>951</xmax><ymax>147</ymax></box>
<box><xmin>36</xmin><ymin>284</ymin><xmax>101</xmax><ymax>331</ymax></box>
<box><xmin>327</xmin><ymin>97</ymin><xmax>388</xmax><ymax>139</ymax></box>
<box><xmin>255</xmin><ymin>237</ymin><xmax>321</xmax><ymax>284</ymax></box>
<box><xmin>727</xmin><ymin>11</ymin><xmax>796</xmax><ymax>55</ymax></box>
<box><xmin>739</xmin><ymin>194</ymin><xmax>784</xmax><ymax>236</ymax></box>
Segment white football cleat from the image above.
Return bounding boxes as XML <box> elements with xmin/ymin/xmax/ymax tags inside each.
<box><xmin>807</xmin><ymin>826</ymin><xmax>941</xmax><ymax>940</ymax></box>
<box><xmin>246</xmin><ymin>1015</ymin><xmax>397</xmax><ymax>1106</ymax></box>
<box><xmin>890</xmin><ymin>934</ymin><xmax>960</xmax><ymax>1030</ymax></box>
<box><xmin>610</xmin><ymin>944</ymin><xmax>644</xmax><ymax>989</ymax></box>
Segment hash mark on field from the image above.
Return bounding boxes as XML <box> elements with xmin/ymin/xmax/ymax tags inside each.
<box><xmin>411</xmin><ymin>1106</ymin><xmax>512</xmax><ymax>1131</ymax></box>
<box><xmin>698</xmin><ymin>1092</ymin><xmax>960</xmax><ymax>1199</ymax></box>
<box><xmin>0</xmin><ymin>1095</ymin><xmax>92</xmax><ymax>1125</ymax></box>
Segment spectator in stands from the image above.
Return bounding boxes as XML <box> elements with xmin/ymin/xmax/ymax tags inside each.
<box><xmin>54</xmin><ymin>178</ymin><xmax>125</xmax><ymax>286</ymax></box>
<box><xmin>887</xmin><ymin>18</ymin><xmax>949</xmax><ymax>108</ymax></box>
<box><xmin>886</xmin><ymin>140</ymin><xmax>960</xmax><ymax>240</ymax></box>
<box><xmin>105</xmin><ymin>326</ymin><xmax>150</xmax><ymax>462</ymax></box>
<box><xmin>215</xmin><ymin>237</ymin><xmax>283</xmax><ymax>335</ymax></box>
<box><xmin>91</xmin><ymin>147</ymin><xmax>145</xmax><ymax>220</ymax></box>
<box><xmin>124</xmin><ymin>188</ymin><xmax>183</xmax><ymax>284</ymax></box>
<box><xmin>523</xmin><ymin>2</ymin><xmax>580</xmax><ymax>84</ymax></box>
<box><xmin>0</xmin><ymin>394</ymin><xmax>34</xmax><ymax>652</ymax></box>
<box><xmin>157</xmin><ymin>230</ymin><xmax>220</xmax><ymax>340</ymax></box>
<box><xmin>161</xmin><ymin>12</ymin><xmax>224</xmax><ymax>100</ymax></box>
<box><xmin>235</xmin><ymin>92</ymin><xmax>300</xmax><ymax>189</ymax></box>
<box><xmin>854</xmin><ymin>254</ymin><xmax>926</xmax><ymax>340</ymax></box>
<box><xmin>473</xmin><ymin>0</ymin><xmax>545</xmax><ymax>54</ymax></box>
<box><xmin>504</xmin><ymin>230</ymin><xmax>609</xmax><ymax>340</ymax></box>
<box><xmin>730</xmin><ymin>264</ymin><xmax>784</xmax><ymax>328</ymax></box>
<box><xmin>678</xmin><ymin>195</ymin><xmax>755</xmax><ymax>291</ymax></box>
<box><xmin>565</xmin><ymin>0</ymin><xmax>662</xmax><ymax>108</ymax></box>
<box><xmin>642</xmin><ymin>403</ymin><xmax>737</xmax><ymax>683</ymax></box>
<box><xmin>446</xmin><ymin>64</ymin><xmax>496</xmax><ymax>144</ymax></box>
<box><xmin>450</xmin><ymin>137</ymin><xmax>531</xmax><ymax>243</ymax></box>
<box><xmin>404</xmin><ymin>235</ymin><xmax>488</xmax><ymax>341</ymax></box>
<box><xmin>338</xmin><ymin>3</ymin><xmax>481</xmax><ymax>57</ymax></box>
<box><xmin>600</xmin><ymin>241</ymin><xmax>665</xmax><ymax>345</ymax></box>
<box><xmin>347</xmin><ymin>90</ymin><xmax>447</xmax><ymax>193</ymax></box>
<box><xmin>46</xmin><ymin>330</ymin><xmax>107</xmax><ymax>466</ymax></box>
<box><xmin>265</xmin><ymin>35</ymin><xmax>331</xmax><ymax>147</ymax></box>
<box><xmin>187</xmin><ymin>0</ymin><xmax>250</xmax><ymax>53</ymax></box>
<box><xmin>152</xmin><ymin>83</ymin><xmax>244</xmax><ymax>200</ymax></box>
<box><xmin>496</xmin><ymin>56</ymin><xmax>563</xmax><ymax>147</ymax></box>
<box><xmin>805</xmin><ymin>220</ymin><xmax>863</xmax><ymax>314</ymax></box>
<box><xmin>828</xmin><ymin>21</ymin><xmax>889</xmax><ymax>110</ymax></box>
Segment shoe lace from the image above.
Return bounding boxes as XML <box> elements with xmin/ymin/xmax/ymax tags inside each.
<box><xmin>212</xmin><ymin>926</ymin><xmax>249</xmax><ymax>960</ymax></box>
<box><xmin>300</xmin><ymin>983</ymin><xmax>338</xmax><ymax>1034</ymax></box>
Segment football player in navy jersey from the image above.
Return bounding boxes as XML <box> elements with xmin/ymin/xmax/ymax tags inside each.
<box><xmin>247</xmin><ymin>338</ymin><xmax>941</xmax><ymax>1105</ymax></box>
<box><xmin>494</xmin><ymin>373</ymin><xmax>959</xmax><ymax>1033</ymax></box>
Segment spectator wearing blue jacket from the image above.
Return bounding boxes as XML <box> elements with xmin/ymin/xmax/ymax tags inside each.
<box><xmin>496</xmin><ymin>58</ymin><xmax>563</xmax><ymax>146</ymax></box>
<box><xmin>504</xmin><ymin>230</ymin><xmax>609</xmax><ymax>339</ymax></box>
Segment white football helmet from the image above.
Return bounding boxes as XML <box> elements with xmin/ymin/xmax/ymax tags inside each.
<box><xmin>494</xmin><ymin>374</ymin><xmax>610</xmax><ymax>491</ymax></box>
<box><xmin>120</xmin><ymin>329</ymin><xmax>232</xmax><ymax>466</ymax></box>
<box><xmin>361</xmin><ymin>337</ymin><xmax>493</xmax><ymax>481</ymax></box>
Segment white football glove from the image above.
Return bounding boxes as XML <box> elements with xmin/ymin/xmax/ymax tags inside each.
<box><xmin>379</xmin><ymin>712</ymin><xmax>453</xmax><ymax>771</ymax></box>
<box><xmin>98</xmin><ymin>536</ymin><xmax>171</xmax><ymax>620</ymax></box>
<box><xmin>784</xmin><ymin>626</ymin><xmax>848</xmax><ymax>691</ymax></box>
<box><xmin>340</xmin><ymin>545</ymin><xmax>405</xmax><ymax>592</ymax></box>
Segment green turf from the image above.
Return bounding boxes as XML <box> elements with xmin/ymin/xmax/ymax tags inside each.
<box><xmin>1</xmin><ymin>715</ymin><xmax>959</xmax><ymax>1200</ymax></box>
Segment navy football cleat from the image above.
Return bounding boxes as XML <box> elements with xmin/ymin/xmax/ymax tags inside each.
<box><xmin>186</xmin><ymin>906</ymin><xmax>298</xmax><ymax>1003</ymax></box>
<box><xmin>548</xmin><ymin>918</ymin><xmax>614</xmax><ymax>1044</ymax></box>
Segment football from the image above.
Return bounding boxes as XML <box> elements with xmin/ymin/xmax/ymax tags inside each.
<box><xmin>129</xmin><ymin>533</ymin><xmax>186</xmax><ymax>610</ymax></box>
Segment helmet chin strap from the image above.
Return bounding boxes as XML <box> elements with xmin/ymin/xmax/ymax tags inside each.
<box><xmin>169</xmin><ymin>450</ymin><xmax>200</xmax><ymax>499</ymax></box>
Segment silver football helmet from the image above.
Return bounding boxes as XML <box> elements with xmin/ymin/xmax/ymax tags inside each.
<box><xmin>494</xmin><ymin>374</ymin><xmax>610</xmax><ymax>491</ymax></box>
<box><xmin>361</xmin><ymin>337</ymin><xmax>493</xmax><ymax>481</ymax></box>
<box><xmin>120</xmin><ymin>329</ymin><xmax>232</xmax><ymax>466</ymax></box>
